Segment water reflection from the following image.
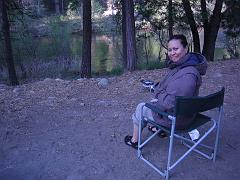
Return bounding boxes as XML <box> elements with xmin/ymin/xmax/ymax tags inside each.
<box><xmin>70</xmin><ymin>34</ymin><xmax>123</xmax><ymax>75</ymax></box>
<box><xmin>0</xmin><ymin>32</ymin><xmax>232</xmax><ymax>81</ymax></box>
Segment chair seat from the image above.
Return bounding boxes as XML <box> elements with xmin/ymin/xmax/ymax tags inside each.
<box><xmin>147</xmin><ymin>113</ymin><xmax>211</xmax><ymax>134</ymax></box>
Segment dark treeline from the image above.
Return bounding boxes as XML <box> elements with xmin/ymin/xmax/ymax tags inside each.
<box><xmin>0</xmin><ymin>0</ymin><xmax>239</xmax><ymax>85</ymax></box>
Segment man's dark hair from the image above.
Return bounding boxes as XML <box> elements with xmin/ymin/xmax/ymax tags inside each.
<box><xmin>168</xmin><ymin>34</ymin><xmax>188</xmax><ymax>48</ymax></box>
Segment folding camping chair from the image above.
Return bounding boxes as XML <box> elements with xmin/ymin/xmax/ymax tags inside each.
<box><xmin>138</xmin><ymin>87</ymin><xmax>225</xmax><ymax>179</ymax></box>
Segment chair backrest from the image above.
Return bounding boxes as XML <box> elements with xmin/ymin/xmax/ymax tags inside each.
<box><xmin>174</xmin><ymin>87</ymin><xmax>225</xmax><ymax>116</ymax></box>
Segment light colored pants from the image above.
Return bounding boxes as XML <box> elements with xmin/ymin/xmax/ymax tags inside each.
<box><xmin>132</xmin><ymin>102</ymin><xmax>155</xmax><ymax>128</ymax></box>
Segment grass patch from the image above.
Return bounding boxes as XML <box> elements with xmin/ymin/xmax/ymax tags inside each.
<box><xmin>137</xmin><ymin>60</ymin><xmax>166</xmax><ymax>70</ymax></box>
<box><xmin>92</xmin><ymin>66</ymin><xmax>124</xmax><ymax>77</ymax></box>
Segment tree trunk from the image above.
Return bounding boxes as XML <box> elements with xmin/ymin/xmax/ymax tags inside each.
<box><xmin>202</xmin><ymin>0</ymin><xmax>224</xmax><ymax>61</ymax></box>
<box><xmin>81</xmin><ymin>0</ymin><xmax>92</xmax><ymax>78</ymax></box>
<box><xmin>121</xmin><ymin>0</ymin><xmax>127</xmax><ymax>68</ymax></box>
<box><xmin>168</xmin><ymin>0</ymin><xmax>173</xmax><ymax>38</ymax></box>
<box><xmin>61</xmin><ymin>0</ymin><xmax>64</xmax><ymax>14</ymax></box>
<box><xmin>182</xmin><ymin>0</ymin><xmax>201</xmax><ymax>53</ymax></box>
<box><xmin>54</xmin><ymin>0</ymin><xmax>60</xmax><ymax>14</ymax></box>
<box><xmin>200</xmin><ymin>0</ymin><xmax>208</xmax><ymax>50</ymax></box>
<box><xmin>1</xmin><ymin>0</ymin><xmax>19</xmax><ymax>85</ymax></box>
<box><xmin>123</xmin><ymin>0</ymin><xmax>136</xmax><ymax>71</ymax></box>
<box><xmin>36</xmin><ymin>0</ymin><xmax>41</xmax><ymax>15</ymax></box>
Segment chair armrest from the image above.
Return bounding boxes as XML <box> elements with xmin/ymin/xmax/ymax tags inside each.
<box><xmin>145</xmin><ymin>103</ymin><xmax>175</xmax><ymax>121</ymax></box>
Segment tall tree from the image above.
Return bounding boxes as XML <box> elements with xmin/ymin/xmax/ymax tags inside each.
<box><xmin>182</xmin><ymin>0</ymin><xmax>201</xmax><ymax>53</ymax></box>
<box><xmin>0</xmin><ymin>0</ymin><xmax>19</xmax><ymax>85</ymax></box>
<box><xmin>80</xmin><ymin>0</ymin><xmax>92</xmax><ymax>78</ymax></box>
<box><xmin>182</xmin><ymin>0</ymin><xmax>224</xmax><ymax>60</ymax></box>
<box><xmin>54</xmin><ymin>0</ymin><xmax>60</xmax><ymax>14</ymax></box>
<box><xmin>121</xmin><ymin>0</ymin><xmax>127</xmax><ymax>67</ymax></box>
<box><xmin>122</xmin><ymin>0</ymin><xmax>136</xmax><ymax>71</ymax></box>
<box><xmin>200</xmin><ymin>0</ymin><xmax>224</xmax><ymax>61</ymax></box>
<box><xmin>135</xmin><ymin>0</ymin><xmax>174</xmax><ymax>48</ymax></box>
<box><xmin>37</xmin><ymin>0</ymin><xmax>41</xmax><ymax>15</ymax></box>
<box><xmin>168</xmin><ymin>0</ymin><xmax>173</xmax><ymax>37</ymax></box>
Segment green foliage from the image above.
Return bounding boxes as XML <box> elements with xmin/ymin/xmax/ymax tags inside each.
<box><xmin>12</xmin><ymin>27</ymin><xmax>37</xmax><ymax>62</ymax></box>
<box><xmin>108</xmin><ymin>66</ymin><xmax>124</xmax><ymax>76</ymax></box>
<box><xmin>9</xmin><ymin>16</ymin><xmax>73</xmax><ymax>62</ymax></box>
<box><xmin>137</xmin><ymin>31</ymin><xmax>153</xmax><ymax>64</ymax></box>
<box><xmin>135</xmin><ymin>0</ymin><xmax>168</xmax><ymax>30</ymax></box>
<box><xmin>225</xmin><ymin>36</ymin><xmax>240</xmax><ymax>58</ymax></box>
<box><xmin>4</xmin><ymin>0</ymin><xmax>24</xmax><ymax>19</ymax></box>
<box><xmin>92</xmin><ymin>66</ymin><xmax>124</xmax><ymax>77</ymax></box>
<box><xmin>47</xmin><ymin>16</ymin><xmax>72</xmax><ymax>57</ymax></box>
<box><xmin>222</xmin><ymin>0</ymin><xmax>240</xmax><ymax>36</ymax></box>
<box><xmin>222</xmin><ymin>0</ymin><xmax>240</xmax><ymax>58</ymax></box>
<box><xmin>92</xmin><ymin>0</ymin><xmax>105</xmax><ymax>15</ymax></box>
<box><xmin>136</xmin><ymin>31</ymin><xmax>167</xmax><ymax>66</ymax></box>
<box><xmin>68</xmin><ymin>0</ymin><xmax>81</xmax><ymax>10</ymax></box>
<box><xmin>134</xmin><ymin>0</ymin><xmax>196</xmax><ymax>32</ymax></box>
<box><xmin>66</xmin><ymin>0</ymin><xmax>82</xmax><ymax>17</ymax></box>
<box><xmin>92</xmin><ymin>15</ymin><xmax>117</xmax><ymax>33</ymax></box>
<box><xmin>42</xmin><ymin>0</ymin><xmax>55</xmax><ymax>12</ymax></box>
<box><xmin>92</xmin><ymin>40</ymin><xmax>109</xmax><ymax>74</ymax></box>
<box><xmin>137</xmin><ymin>60</ymin><xmax>166</xmax><ymax>70</ymax></box>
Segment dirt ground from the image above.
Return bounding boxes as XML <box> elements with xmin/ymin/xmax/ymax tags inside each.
<box><xmin>0</xmin><ymin>59</ymin><xmax>240</xmax><ymax>180</ymax></box>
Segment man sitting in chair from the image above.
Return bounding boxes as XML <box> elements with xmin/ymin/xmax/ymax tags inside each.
<box><xmin>125</xmin><ymin>34</ymin><xmax>208</xmax><ymax>149</ymax></box>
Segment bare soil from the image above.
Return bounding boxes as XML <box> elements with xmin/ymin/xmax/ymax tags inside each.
<box><xmin>0</xmin><ymin>59</ymin><xmax>240</xmax><ymax>180</ymax></box>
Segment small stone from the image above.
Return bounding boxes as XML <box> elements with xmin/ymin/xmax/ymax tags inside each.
<box><xmin>29</xmin><ymin>90</ymin><xmax>35</xmax><ymax>94</ymax></box>
<box><xmin>77</xmin><ymin>78</ymin><xmax>86</xmax><ymax>81</ymax></box>
<box><xmin>97</xmin><ymin>100</ymin><xmax>106</xmax><ymax>105</ymax></box>
<box><xmin>43</xmin><ymin>78</ymin><xmax>52</xmax><ymax>82</ymax></box>
<box><xmin>98</xmin><ymin>78</ymin><xmax>109</xmax><ymax>88</ymax></box>
<box><xmin>55</xmin><ymin>78</ymin><xmax>63</xmax><ymax>81</ymax></box>
<box><xmin>13</xmin><ymin>87</ymin><xmax>24</xmax><ymax>94</ymax></box>
<box><xmin>15</xmin><ymin>98</ymin><xmax>22</xmax><ymax>102</ymax></box>
<box><xmin>47</xmin><ymin>96</ymin><xmax>57</xmax><ymax>105</ymax></box>
<box><xmin>97</xmin><ymin>100</ymin><xmax>111</xmax><ymax>106</ymax></box>
<box><xmin>114</xmin><ymin>113</ymin><xmax>119</xmax><ymax>118</ymax></box>
<box><xmin>80</xmin><ymin>103</ymin><xmax>85</xmax><ymax>106</ymax></box>
<box><xmin>213</xmin><ymin>73</ymin><xmax>223</xmax><ymax>78</ymax></box>
<box><xmin>111</xmin><ymin>133</ymin><xmax>116</xmax><ymax>138</ymax></box>
<box><xmin>48</xmin><ymin>96</ymin><xmax>56</xmax><ymax>100</ymax></box>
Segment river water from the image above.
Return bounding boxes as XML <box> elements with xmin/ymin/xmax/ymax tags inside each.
<box><xmin>0</xmin><ymin>32</ymin><xmax>230</xmax><ymax>81</ymax></box>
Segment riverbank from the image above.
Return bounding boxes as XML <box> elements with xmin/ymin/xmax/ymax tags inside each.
<box><xmin>0</xmin><ymin>59</ymin><xmax>240</xmax><ymax>179</ymax></box>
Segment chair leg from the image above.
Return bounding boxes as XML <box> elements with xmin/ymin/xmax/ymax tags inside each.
<box><xmin>213</xmin><ymin>107</ymin><xmax>223</xmax><ymax>161</ymax></box>
<box><xmin>213</xmin><ymin>128</ymin><xmax>220</xmax><ymax>162</ymax></box>
<box><xmin>166</xmin><ymin>120</ymin><xmax>176</xmax><ymax>179</ymax></box>
<box><xmin>138</xmin><ymin>113</ymin><xmax>143</xmax><ymax>158</ymax></box>
<box><xmin>138</xmin><ymin>105</ymin><xmax>147</xmax><ymax>157</ymax></box>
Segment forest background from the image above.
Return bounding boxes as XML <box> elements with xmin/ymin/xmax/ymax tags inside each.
<box><xmin>0</xmin><ymin>0</ymin><xmax>240</xmax><ymax>85</ymax></box>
